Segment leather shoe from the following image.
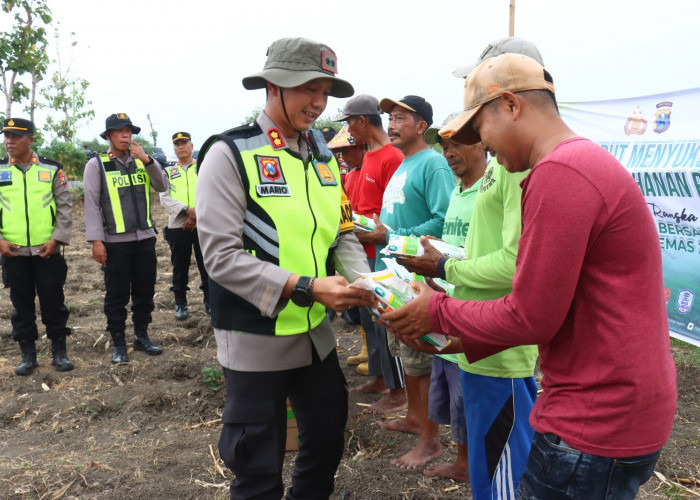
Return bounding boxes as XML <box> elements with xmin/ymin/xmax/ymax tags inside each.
<box><xmin>111</xmin><ymin>344</ymin><xmax>129</xmax><ymax>364</ymax></box>
<box><xmin>174</xmin><ymin>304</ymin><xmax>188</xmax><ymax>321</ymax></box>
<box><xmin>134</xmin><ymin>336</ymin><xmax>163</xmax><ymax>356</ymax></box>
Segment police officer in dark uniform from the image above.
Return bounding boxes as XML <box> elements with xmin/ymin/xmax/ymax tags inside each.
<box><xmin>0</xmin><ymin>118</ymin><xmax>73</xmax><ymax>375</ymax></box>
<box><xmin>159</xmin><ymin>131</ymin><xmax>209</xmax><ymax>320</ymax></box>
<box><xmin>83</xmin><ymin>113</ymin><xmax>169</xmax><ymax>363</ymax></box>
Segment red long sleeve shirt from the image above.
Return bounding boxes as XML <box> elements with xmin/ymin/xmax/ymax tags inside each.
<box><xmin>429</xmin><ymin>137</ymin><xmax>677</xmax><ymax>457</ymax></box>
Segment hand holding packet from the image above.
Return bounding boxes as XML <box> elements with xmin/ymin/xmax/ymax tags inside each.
<box><xmin>380</xmin><ymin>234</ymin><xmax>466</xmax><ymax>260</ymax></box>
<box><xmin>349</xmin><ymin>270</ymin><xmax>450</xmax><ymax>350</ymax></box>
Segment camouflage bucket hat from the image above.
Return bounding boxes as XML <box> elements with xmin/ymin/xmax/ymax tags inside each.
<box><xmin>242</xmin><ymin>37</ymin><xmax>354</xmax><ymax>98</ymax></box>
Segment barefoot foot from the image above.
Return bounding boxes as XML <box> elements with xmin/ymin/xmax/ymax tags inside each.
<box><xmin>364</xmin><ymin>390</ymin><xmax>407</xmax><ymax>414</ymax></box>
<box><xmin>379</xmin><ymin>417</ymin><xmax>421</xmax><ymax>434</ymax></box>
<box><xmin>391</xmin><ymin>439</ymin><xmax>442</xmax><ymax>469</ymax></box>
<box><xmin>423</xmin><ymin>461</ymin><xmax>469</xmax><ymax>482</ymax></box>
<box><xmin>349</xmin><ymin>377</ymin><xmax>390</xmax><ymax>394</ymax></box>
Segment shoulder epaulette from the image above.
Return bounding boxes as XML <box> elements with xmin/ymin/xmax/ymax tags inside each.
<box><xmin>39</xmin><ymin>156</ymin><xmax>63</xmax><ymax>169</ymax></box>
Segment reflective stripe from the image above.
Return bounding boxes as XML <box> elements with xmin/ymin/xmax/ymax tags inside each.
<box><xmin>243</xmin><ymin>222</ymin><xmax>280</xmax><ymax>259</ymax></box>
<box><xmin>244</xmin><ymin>209</ymin><xmax>279</xmax><ymax>244</ymax></box>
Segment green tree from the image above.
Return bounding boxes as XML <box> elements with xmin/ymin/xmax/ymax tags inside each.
<box><xmin>40</xmin><ymin>73</ymin><xmax>94</xmax><ymax>142</ymax></box>
<box><xmin>37</xmin><ymin>140</ymin><xmax>86</xmax><ymax>179</ymax></box>
<box><xmin>241</xmin><ymin>106</ymin><xmax>263</xmax><ymax>125</ymax></box>
<box><xmin>0</xmin><ymin>0</ymin><xmax>52</xmax><ymax>117</ymax></box>
<box><xmin>39</xmin><ymin>28</ymin><xmax>94</xmax><ymax>142</ymax></box>
<box><xmin>132</xmin><ymin>135</ymin><xmax>154</xmax><ymax>155</ymax></box>
<box><xmin>80</xmin><ymin>138</ymin><xmax>108</xmax><ymax>155</ymax></box>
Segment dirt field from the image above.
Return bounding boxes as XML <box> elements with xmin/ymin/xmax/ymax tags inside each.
<box><xmin>0</xmin><ymin>198</ymin><xmax>698</xmax><ymax>499</ymax></box>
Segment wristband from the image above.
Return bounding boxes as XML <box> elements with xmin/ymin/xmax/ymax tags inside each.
<box><xmin>437</xmin><ymin>256</ymin><xmax>450</xmax><ymax>281</ymax></box>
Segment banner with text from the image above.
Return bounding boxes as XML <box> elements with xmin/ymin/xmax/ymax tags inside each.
<box><xmin>560</xmin><ymin>88</ymin><xmax>700</xmax><ymax>346</ymax></box>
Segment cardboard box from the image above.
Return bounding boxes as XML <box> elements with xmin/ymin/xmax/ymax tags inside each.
<box><xmin>285</xmin><ymin>404</ymin><xmax>299</xmax><ymax>451</ymax></box>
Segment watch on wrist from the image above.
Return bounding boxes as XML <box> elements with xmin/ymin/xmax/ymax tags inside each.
<box><xmin>144</xmin><ymin>156</ymin><xmax>154</xmax><ymax>166</ymax></box>
<box><xmin>290</xmin><ymin>276</ymin><xmax>315</xmax><ymax>307</ymax></box>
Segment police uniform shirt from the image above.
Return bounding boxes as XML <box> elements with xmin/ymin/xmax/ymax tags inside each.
<box><xmin>159</xmin><ymin>162</ymin><xmax>195</xmax><ymax>229</ymax></box>
<box><xmin>196</xmin><ymin>111</ymin><xmax>370</xmax><ymax>372</ymax></box>
<box><xmin>0</xmin><ymin>152</ymin><xmax>72</xmax><ymax>256</ymax></box>
<box><xmin>83</xmin><ymin>149</ymin><xmax>169</xmax><ymax>242</ymax></box>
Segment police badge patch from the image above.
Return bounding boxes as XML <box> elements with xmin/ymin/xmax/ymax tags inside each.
<box><xmin>0</xmin><ymin>169</ymin><xmax>11</xmax><ymax>185</ymax></box>
<box><xmin>312</xmin><ymin>161</ymin><xmax>337</xmax><ymax>186</ymax></box>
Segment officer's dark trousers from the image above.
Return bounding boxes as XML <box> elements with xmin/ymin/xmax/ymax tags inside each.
<box><xmin>164</xmin><ymin>227</ymin><xmax>208</xmax><ymax>305</ymax></box>
<box><xmin>1</xmin><ymin>253</ymin><xmax>70</xmax><ymax>342</ymax></box>
<box><xmin>103</xmin><ymin>237</ymin><xmax>156</xmax><ymax>334</ymax></box>
<box><xmin>219</xmin><ymin>348</ymin><xmax>348</xmax><ymax>500</ymax></box>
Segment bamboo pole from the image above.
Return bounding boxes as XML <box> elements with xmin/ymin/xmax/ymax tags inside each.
<box><xmin>509</xmin><ymin>0</ymin><xmax>515</xmax><ymax>36</ymax></box>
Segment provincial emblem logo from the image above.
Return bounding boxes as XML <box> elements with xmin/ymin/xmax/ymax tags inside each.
<box><xmin>261</xmin><ymin>158</ymin><xmax>281</xmax><ymax>181</ymax></box>
<box><xmin>624</xmin><ymin>106</ymin><xmax>647</xmax><ymax>135</ymax></box>
<box><xmin>653</xmin><ymin>101</ymin><xmax>672</xmax><ymax>134</ymax></box>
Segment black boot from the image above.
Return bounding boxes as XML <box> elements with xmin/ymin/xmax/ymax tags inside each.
<box><xmin>51</xmin><ymin>337</ymin><xmax>74</xmax><ymax>372</ymax></box>
<box><xmin>133</xmin><ymin>326</ymin><xmax>163</xmax><ymax>356</ymax></box>
<box><xmin>111</xmin><ymin>331</ymin><xmax>129</xmax><ymax>364</ymax></box>
<box><xmin>15</xmin><ymin>340</ymin><xmax>38</xmax><ymax>376</ymax></box>
<box><xmin>174</xmin><ymin>304</ymin><xmax>188</xmax><ymax>321</ymax></box>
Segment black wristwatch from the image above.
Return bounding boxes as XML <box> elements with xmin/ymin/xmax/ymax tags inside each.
<box><xmin>290</xmin><ymin>276</ymin><xmax>315</xmax><ymax>307</ymax></box>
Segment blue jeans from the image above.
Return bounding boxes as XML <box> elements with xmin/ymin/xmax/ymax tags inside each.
<box><xmin>517</xmin><ymin>432</ymin><xmax>661</xmax><ymax>499</ymax></box>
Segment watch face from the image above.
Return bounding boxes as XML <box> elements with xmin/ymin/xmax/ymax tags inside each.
<box><xmin>290</xmin><ymin>288</ymin><xmax>313</xmax><ymax>307</ymax></box>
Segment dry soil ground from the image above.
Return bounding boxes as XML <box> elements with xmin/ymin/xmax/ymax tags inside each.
<box><xmin>0</xmin><ymin>198</ymin><xmax>698</xmax><ymax>499</ymax></box>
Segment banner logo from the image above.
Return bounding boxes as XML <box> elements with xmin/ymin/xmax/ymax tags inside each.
<box><xmin>624</xmin><ymin>106</ymin><xmax>647</xmax><ymax>135</ymax></box>
<box><xmin>653</xmin><ymin>101</ymin><xmax>672</xmax><ymax>134</ymax></box>
<box><xmin>677</xmin><ymin>289</ymin><xmax>694</xmax><ymax>314</ymax></box>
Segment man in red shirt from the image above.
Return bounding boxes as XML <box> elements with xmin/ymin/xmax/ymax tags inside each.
<box><xmin>334</xmin><ymin>94</ymin><xmax>407</xmax><ymax>413</ymax></box>
<box><xmin>383</xmin><ymin>53</ymin><xmax>677</xmax><ymax>498</ymax></box>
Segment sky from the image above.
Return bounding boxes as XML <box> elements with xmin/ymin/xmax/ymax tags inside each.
<box><xmin>2</xmin><ymin>0</ymin><xmax>699</xmax><ymax>160</ymax></box>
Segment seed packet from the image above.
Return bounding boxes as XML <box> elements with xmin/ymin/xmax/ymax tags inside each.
<box><xmin>381</xmin><ymin>234</ymin><xmax>466</xmax><ymax>260</ymax></box>
<box><xmin>350</xmin><ymin>270</ymin><xmax>450</xmax><ymax>350</ymax></box>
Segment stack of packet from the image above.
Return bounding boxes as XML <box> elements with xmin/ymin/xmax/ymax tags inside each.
<box><xmin>349</xmin><ymin>269</ymin><xmax>450</xmax><ymax>350</ymax></box>
<box><xmin>381</xmin><ymin>234</ymin><xmax>466</xmax><ymax>260</ymax></box>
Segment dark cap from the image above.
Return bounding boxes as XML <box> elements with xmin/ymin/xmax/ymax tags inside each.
<box><xmin>242</xmin><ymin>37</ymin><xmax>354</xmax><ymax>98</ymax></box>
<box><xmin>320</xmin><ymin>127</ymin><xmax>337</xmax><ymax>142</ymax></box>
<box><xmin>379</xmin><ymin>95</ymin><xmax>433</xmax><ymax>127</ymax></box>
<box><xmin>1</xmin><ymin>117</ymin><xmax>34</xmax><ymax>136</ymax></box>
<box><xmin>172</xmin><ymin>131</ymin><xmax>192</xmax><ymax>143</ymax></box>
<box><xmin>100</xmin><ymin>113</ymin><xmax>141</xmax><ymax>139</ymax></box>
<box><xmin>334</xmin><ymin>94</ymin><xmax>381</xmax><ymax>121</ymax></box>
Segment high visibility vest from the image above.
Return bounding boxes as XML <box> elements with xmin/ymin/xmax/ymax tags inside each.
<box><xmin>98</xmin><ymin>153</ymin><xmax>153</xmax><ymax>234</ymax></box>
<box><xmin>0</xmin><ymin>156</ymin><xmax>58</xmax><ymax>246</ymax></box>
<box><xmin>165</xmin><ymin>162</ymin><xmax>197</xmax><ymax>207</ymax></box>
<box><xmin>199</xmin><ymin>124</ymin><xmax>343</xmax><ymax>336</ymax></box>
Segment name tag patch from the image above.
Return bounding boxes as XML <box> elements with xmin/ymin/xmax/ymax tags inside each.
<box><xmin>256</xmin><ymin>184</ymin><xmax>290</xmax><ymax>197</ymax></box>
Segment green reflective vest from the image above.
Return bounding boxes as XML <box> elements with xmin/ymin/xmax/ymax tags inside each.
<box><xmin>200</xmin><ymin>124</ymin><xmax>342</xmax><ymax>336</ymax></box>
<box><xmin>165</xmin><ymin>162</ymin><xmax>197</xmax><ymax>207</ymax></box>
<box><xmin>0</xmin><ymin>156</ymin><xmax>58</xmax><ymax>246</ymax></box>
<box><xmin>98</xmin><ymin>153</ymin><xmax>153</xmax><ymax>234</ymax></box>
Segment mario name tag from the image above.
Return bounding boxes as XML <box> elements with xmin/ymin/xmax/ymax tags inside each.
<box><xmin>312</xmin><ymin>161</ymin><xmax>337</xmax><ymax>186</ymax></box>
<box><xmin>38</xmin><ymin>170</ymin><xmax>51</xmax><ymax>182</ymax></box>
